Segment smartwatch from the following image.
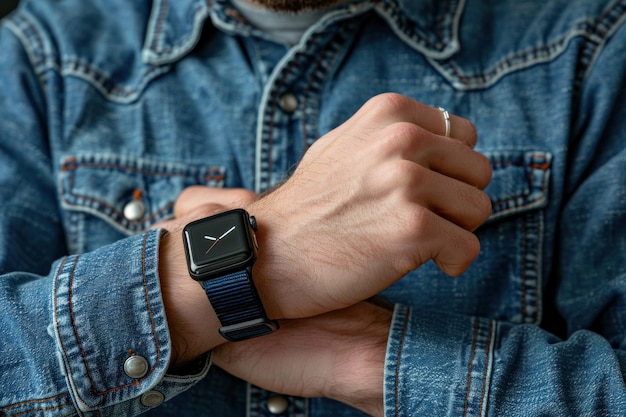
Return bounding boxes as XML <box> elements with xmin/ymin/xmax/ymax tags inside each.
<box><xmin>182</xmin><ymin>209</ymin><xmax>279</xmax><ymax>341</ymax></box>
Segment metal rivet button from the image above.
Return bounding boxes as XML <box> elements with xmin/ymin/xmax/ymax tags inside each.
<box><xmin>267</xmin><ymin>395</ymin><xmax>289</xmax><ymax>414</ymax></box>
<box><xmin>124</xmin><ymin>189</ymin><xmax>146</xmax><ymax>221</ymax></box>
<box><xmin>124</xmin><ymin>355</ymin><xmax>149</xmax><ymax>379</ymax></box>
<box><xmin>141</xmin><ymin>390</ymin><xmax>165</xmax><ymax>407</ymax></box>
<box><xmin>279</xmin><ymin>93</ymin><xmax>298</xmax><ymax>113</ymax></box>
<box><xmin>123</xmin><ymin>199</ymin><xmax>145</xmax><ymax>221</ymax></box>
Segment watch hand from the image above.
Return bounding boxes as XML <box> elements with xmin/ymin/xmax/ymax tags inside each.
<box><xmin>205</xmin><ymin>239</ymin><xmax>219</xmax><ymax>254</ymax></box>
<box><xmin>205</xmin><ymin>226</ymin><xmax>237</xmax><ymax>254</ymax></box>
<box><xmin>219</xmin><ymin>226</ymin><xmax>236</xmax><ymax>240</ymax></box>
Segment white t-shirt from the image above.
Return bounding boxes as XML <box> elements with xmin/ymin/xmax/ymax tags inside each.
<box><xmin>231</xmin><ymin>0</ymin><xmax>333</xmax><ymax>45</ymax></box>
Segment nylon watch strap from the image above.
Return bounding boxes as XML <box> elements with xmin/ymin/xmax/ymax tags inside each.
<box><xmin>201</xmin><ymin>269</ymin><xmax>279</xmax><ymax>341</ymax></box>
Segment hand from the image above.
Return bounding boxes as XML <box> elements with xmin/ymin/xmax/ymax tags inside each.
<box><xmin>249</xmin><ymin>93</ymin><xmax>492</xmax><ymax>319</ymax></box>
<box><xmin>212</xmin><ymin>301</ymin><xmax>392</xmax><ymax>417</ymax></box>
<box><xmin>156</xmin><ymin>93</ymin><xmax>492</xmax><ymax>367</ymax></box>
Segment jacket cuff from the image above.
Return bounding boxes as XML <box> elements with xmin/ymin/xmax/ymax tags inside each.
<box><xmin>384</xmin><ymin>304</ymin><xmax>496</xmax><ymax>417</ymax></box>
<box><xmin>52</xmin><ymin>229</ymin><xmax>210</xmax><ymax>415</ymax></box>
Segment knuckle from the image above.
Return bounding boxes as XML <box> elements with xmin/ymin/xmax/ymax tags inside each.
<box><xmin>368</xmin><ymin>161</ymin><xmax>409</xmax><ymax>197</ymax></box>
<box><xmin>406</xmin><ymin>206</ymin><xmax>434</xmax><ymax>237</ymax></box>
<box><xmin>476</xmin><ymin>153</ymin><xmax>493</xmax><ymax>189</ymax></box>
<box><xmin>439</xmin><ymin>233</ymin><xmax>481</xmax><ymax>277</ymax></box>
<box><xmin>233</xmin><ymin>188</ymin><xmax>256</xmax><ymax>203</ymax></box>
<box><xmin>464</xmin><ymin>233</ymin><xmax>482</xmax><ymax>261</ymax></box>
<box><xmin>362</xmin><ymin>92</ymin><xmax>414</xmax><ymax>118</ymax></box>
<box><xmin>459</xmin><ymin>118</ymin><xmax>478</xmax><ymax>146</ymax></box>
<box><xmin>461</xmin><ymin>189</ymin><xmax>493</xmax><ymax>230</ymax></box>
<box><xmin>379</xmin><ymin>122</ymin><xmax>425</xmax><ymax>155</ymax></box>
<box><xmin>388</xmin><ymin>160</ymin><xmax>429</xmax><ymax>193</ymax></box>
<box><xmin>478</xmin><ymin>191</ymin><xmax>493</xmax><ymax>221</ymax></box>
<box><xmin>392</xmin><ymin>207</ymin><xmax>436</xmax><ymax>271</ymax></box>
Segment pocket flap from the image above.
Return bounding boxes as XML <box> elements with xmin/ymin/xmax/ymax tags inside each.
<box><xmin>484</xmin><ymin>151</ymin><xmax>552</xmax><ymax>222</ymax></box>
<box><xmin>59</xmin><ymin>154</ymin><xmax>225</xmax><ymax>234</ymax></box>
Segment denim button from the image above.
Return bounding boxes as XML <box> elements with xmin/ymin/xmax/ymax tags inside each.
<box><xmin>279</xmin><ymin>93</ymin><xmax>298</xmax><ymax>113</ymax></box>
<box><xmin>141</xmin><ymin>390</ymin><xmax>165</xmax><ymax>407</ymax></box>
<box><xmin>266</xmin><ymin>395</ymin><xmax>289</xmax><ymax>414</ymax></box>
<box><xmin>123</xmin><ymin>199</ymin><xmax>145</xmax><ymax>221</ymax></box>
<box><xmin>124</xmin><ymin>355</ymin><xmax>149</xmax><ymax>379</ymax></box>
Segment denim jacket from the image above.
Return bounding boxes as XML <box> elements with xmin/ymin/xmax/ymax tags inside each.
<box><xmin>1</xmin><ymin>0</ymin><xmax>626</xmax><ymax>415</ymax></box>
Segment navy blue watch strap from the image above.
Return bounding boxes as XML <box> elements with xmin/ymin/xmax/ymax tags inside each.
<box><xmin>201</xmin><ymin>269</ymin><xmax>279</xmax><ymax>341</ymax></box>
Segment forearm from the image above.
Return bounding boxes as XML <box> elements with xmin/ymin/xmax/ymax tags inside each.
<box><xmin>324</xmin><ymin>303</ymin><xmax>390</xmax><ymax>417</ymax></box>
<box><xmin>211</xmin><ymin>302</ymin><xmax>392</xmax><ymax>417</ymax></box>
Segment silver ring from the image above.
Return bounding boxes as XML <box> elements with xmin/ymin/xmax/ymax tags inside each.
<box><xmin>438</xmin><ymin>107</ymin><xmax>451</xmax><ymax>137</ymax></box>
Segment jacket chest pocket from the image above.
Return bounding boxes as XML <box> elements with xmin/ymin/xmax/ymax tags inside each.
<box><xmin>59</xmin><ymin>154</ymin><xmax>226</xmax><ymax>254</ymax></box>
<box><xmin>382</xmin><ymin>150</ymin><xmax>552</xmax><ymax>325</ymax></box>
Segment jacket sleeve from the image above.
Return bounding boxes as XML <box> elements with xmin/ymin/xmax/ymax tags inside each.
<box><xmin>0</xmin><ymin>15</ymin><xmax>208</xmax><ymax>417</ymax></box>
<box><xmin>384</xmin><ymin>8</ymin><xmax>626</xmax><ymax>417</ymax></box>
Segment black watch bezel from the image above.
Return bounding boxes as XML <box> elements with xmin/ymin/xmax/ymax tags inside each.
<box><xmin>182</xmin><ymin>209</ymin><xmax>258</xmax><ymax>281</ymax></box>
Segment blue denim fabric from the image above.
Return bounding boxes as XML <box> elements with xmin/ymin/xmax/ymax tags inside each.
<box><xmin>1</xmin><ymin>0</ymin><xmax>625</xmax><ymax>415</ymax></box>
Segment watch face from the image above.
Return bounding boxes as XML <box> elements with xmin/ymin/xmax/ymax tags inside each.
<box><xmin>183</xmin><ymin>209</ymin><xmax>256</xmax><ymax>279</ymax></box>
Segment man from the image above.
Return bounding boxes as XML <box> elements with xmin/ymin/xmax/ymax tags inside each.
<box><xmin>0</xmin><ymin>0</ymin><xmax>625</xmax><ymax>416</ymax></box>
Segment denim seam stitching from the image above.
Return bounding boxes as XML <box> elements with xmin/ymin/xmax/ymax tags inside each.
<box><xmin>478</xmin><ymin>321</ymin><xmax>495</xmax><ymax>417</ymax></box>
<box><xmin>463</xmin><ymin>319</ymin><xmax>495</xmax><ymax>417</ymax></box>
<box><xmin>59</xmin><ymin>57</ymin><xmax>172</xmax><ymax>103</ymax></box>
<box><xmin>59</xmin><ymin>158</ymin><xmax>225</xmax><ymax>231</ymax></box>
<box><xmin>142</xmin><ymin>0</ymin><xmax>209</xmax><ymax>64</ymax></box>
<box><xmin>300</xmin><ymin>37</ymin><xmax>333</xmax><ymax>150</ymax></box>
<box><xmin>576</xmin><ymin>0</ymin><xmax>626</xmax><ymax>91</ymax></box>
<box><xmin>60</xmin><ymin>166</ymin><xmax>173</xmax><ymax>231</ymax></box>
<box><xmin>60</xmin><ymin>157</ymin><xmax>226</xmax><ymax>181</ymax></box>
<box><xmin>525</xmin><ymin>212</ymin><xmax>544</xmax><ymax>325</ymax></box>
<box><xmin>429</xmin><ymin>21</ymin><xmax>597</xmax><ymax>90</ymax></box>
<box><xmin>11</xmin><ymin>402</ymin><xmax>75</xmax><ymax>417</ymax></box>
<box><xmin>301</xmin><ymin>21</ymin><xmax>357</xmax><ymax>149</ymax></box>
<box><xmin>3</xmin><ymin>13</ymin><xmax>52</xmax><ymax>99</ymax></box>
<box><xmin>3</xmin><ymin>14</ymin><xmax>46</xmax><ymax>66</ymax></box>
<box><xmin>520</xmin><ymin>212</ymin><xmax>542</xmax><ymax>325</ymax></box>
<box><xmin>259</xmin><ymin>18</ymin><xmax>362</xmax><ymax>186</ymax></box>
<box><xmin>489</xmin><ymin>159</ymin><xmax>551</xmax><ymax>217</ymax></box>
<box><xmin>394</xmin><ymin>306</ymin><xmax>411</xmax><ymax>417</ymax></box>
<box><xmin>375</xmin><ymin>0</ymin><xmax>462</xmax><ymax>56</ymax></box>
<box><xmin>5</xmin><ymin>12</ymin><xmax>172</xmax><ymax>104</ymax></box>
<box><xmin>463</xmin><ymin>318</ymin><xmax>480</xmax><ymax>416</ymax></box>
<box><xmin>147</xmin><ymin>0</ymin><xmax>169</xmax><ymax>54</ymax></box>
<box><xmin>259</xmin><ymin>40</ymin><xmax>310</xmax><ymax>191</ymax></box>
<box><xmin>0</xmin><ymin>392</ymin><xmax>72</xmax><ymax>415</ymax></box>
<box><xmin>521</xmin><ymin>215</ymin><xmax>529</xmax><ymax>324</ymax></box>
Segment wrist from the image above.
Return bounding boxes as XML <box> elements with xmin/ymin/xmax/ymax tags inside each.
<box><xmin>324</xmin><ymin>303</ymin><xmax>391</xmax><ymax>417</ymax></box>
<box><xmin>247</xmin><ymin>199</ymin><xmax>291</xmax><ymax>319</ymax></box>
<box><xmin>157</xmin><ymin>229</ymin><xmax>225</xmax><ymax>370</ymax></box>
<box><xmin>247</xmin><ymin>196</ymin><xmax>317</xmax><ymax>320</ymax></box>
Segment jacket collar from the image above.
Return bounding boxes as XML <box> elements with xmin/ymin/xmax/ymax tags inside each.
<box><xmin>141</xmin><ymin>0</ymin><xmax>463</xmax><ymax>65</ymax></box>
<box><xmin>377</xmin><ymin>0</ymin><xmax>463</xmax><ymax>59</ymax></box>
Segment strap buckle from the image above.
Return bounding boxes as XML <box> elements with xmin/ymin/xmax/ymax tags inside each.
<box><xmin>220</xmin><ymin>318</ymin><xmax>280</xmax><ymax>342</ymax></box>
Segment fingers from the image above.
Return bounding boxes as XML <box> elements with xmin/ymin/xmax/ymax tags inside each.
<box><xmin>408</xmin><ymin>164</ymin><xmax>492</xmax><ymax>231</ymax></box>
<box><xmin>385</xmin><ymin>204</ymin><xmax>482</xmax><ymax>278</ymax></box>
<box><xmin>374</xmin><ymin>121</ymin><xmax>491</xmax><ymax>190</ymax></box>
<box><xmin>344</xmin><ymin>94</ymin><xmax>491</xmax><ymax>276</ymax></box>
<box><xmin>424</xmin><ymin>136</ymin><xmax>492</xmax><ymax>189</ymax></box>
<box><xmin>174</xmin><ymin>186</ymin><xmax>256</xmax><ymax>218</ymax></box>
<box><xmin>347</xmin><ymin>93</ymin><xmax>478</xmax><ymax>148</ymax></box>
<box><xmin>427</xmin><ymin>217</ymin><xmax>482</xmax><ymax>277</ymax></box>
